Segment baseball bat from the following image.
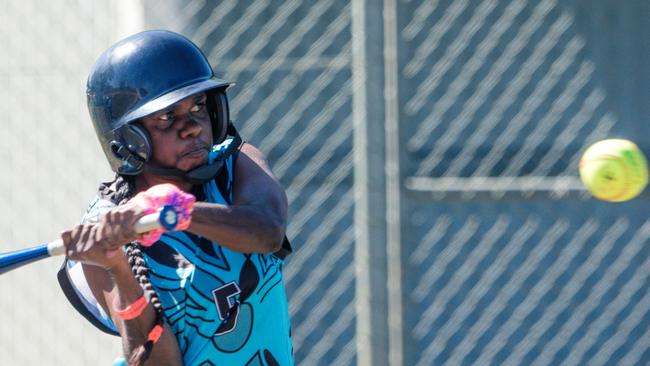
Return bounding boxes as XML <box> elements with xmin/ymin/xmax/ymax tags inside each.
<box><xmin>0</xmin><ymin>205</ymin><xmax>179</xmax><ymax>275</ymax></box>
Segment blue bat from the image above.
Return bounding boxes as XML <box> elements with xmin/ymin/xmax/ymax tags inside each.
<box><xmin>0</xmin><ymin>205</ymin><xmax>179</xmax><ymax>275</ymax></box>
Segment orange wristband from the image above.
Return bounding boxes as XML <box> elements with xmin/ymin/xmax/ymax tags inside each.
<box><xmin>147</xmin><ymin>324</ymin><xmax>164</xmax><ymax>343</ymax></box>
<box><xmin>115</xmin><ymin>294</ymin><xmax>149</xmax><ymax>320</ymax></box>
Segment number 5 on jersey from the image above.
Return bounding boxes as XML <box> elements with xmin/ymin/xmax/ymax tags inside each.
<box><xmin>212</xmin><ymin>281</ymin><xmax>242</xmax><ymax>335</ymax></box>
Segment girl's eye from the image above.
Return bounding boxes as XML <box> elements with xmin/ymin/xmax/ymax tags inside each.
<box><xmin>190</xmin><ymin>102</ymin><xmax>206</xmax><ymax>113</ymax></box>
<box><xmin>157</xmin><ymin>113</ymin><xmax>174</xmax><ymax>129</ymax></box>
<box><xmin>159</xmin><ymin>112</ymin><xmax>173</xmax><ymax>121</ymax></box>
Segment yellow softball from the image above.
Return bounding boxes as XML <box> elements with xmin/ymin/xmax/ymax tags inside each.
<box><xmin>579</xmin><ymin>139</ymin><xmax>648</xmax><ymax>202</ymax></box>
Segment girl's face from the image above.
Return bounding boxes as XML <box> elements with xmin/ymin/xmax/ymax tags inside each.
<box><xmin>139</xmin><ymin>92</ymin><xmax>213</xmax><ymax>172</ymax></box>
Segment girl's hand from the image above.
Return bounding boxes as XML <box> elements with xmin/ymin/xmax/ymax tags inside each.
<box><xmin>61</xmin><ymin>201</ymin><xmax>148</xmax><ymax>269</ymax></box>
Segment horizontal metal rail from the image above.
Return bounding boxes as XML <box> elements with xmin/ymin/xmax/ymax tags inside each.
<box><xmin>405</xmin><ymin>176</ymin><xmax>591</xmax><ymax>200</ymax></box>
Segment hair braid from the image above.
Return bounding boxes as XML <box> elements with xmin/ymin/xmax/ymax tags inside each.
<box><xmin>124</xmin><ymin>243</ymin><xmax>166</xmax><ymax>366</ymax></box>
<box><xmin>109</xmin><ymin>175</ymin><xmax>168</xmax><ymax>366</ymax></box>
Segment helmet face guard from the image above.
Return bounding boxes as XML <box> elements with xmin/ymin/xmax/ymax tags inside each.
<box><xmin>87</xmin><ymin>30</ymin><xmax>235</xmax><ymax>176</ymax></box>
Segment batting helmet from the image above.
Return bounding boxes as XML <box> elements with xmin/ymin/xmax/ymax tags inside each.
<box><xmin>87</xmin><ymin>30</ymin><xmax>236</xmax><ymax>176</ymax></box>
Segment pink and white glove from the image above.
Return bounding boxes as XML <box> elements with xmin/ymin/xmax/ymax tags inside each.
<box><xmin>129</xmin><ymin>183</ymin><xmax>196</xmax><ymax>246</ymax></box>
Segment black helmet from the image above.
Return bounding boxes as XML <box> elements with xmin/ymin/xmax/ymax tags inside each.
<box><xmin>87</xmin><ymin>30</ymin><xmax>235</xmax><ymax>176</ymax></box>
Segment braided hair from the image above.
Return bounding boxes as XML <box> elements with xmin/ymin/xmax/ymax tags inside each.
<box><xmin>103</xmin><ymin>175</ymin><xmax>166</xmax><ymax>366</ymax></box>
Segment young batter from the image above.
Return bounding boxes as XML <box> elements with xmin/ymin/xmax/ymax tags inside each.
<box><xmin>58</xmin><ymin>30</ymin><xmax>293</xmax><ymax>366</ymax></box>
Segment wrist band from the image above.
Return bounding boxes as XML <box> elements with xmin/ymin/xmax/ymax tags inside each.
<box><xmin>147</xmin><ymin>324</ymin><xmax>164</xmax><ymax>343</ymax></box>
<box><xmin>115</xmin><ymin>294</ymin><xmax>149</xmax><ymax>320</ymax></box>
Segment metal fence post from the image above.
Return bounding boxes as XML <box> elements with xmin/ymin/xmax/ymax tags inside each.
<box><xmin>351</xmin><ymin>0</ymin><xmax>403</xmax><ymax>364</ymax></box>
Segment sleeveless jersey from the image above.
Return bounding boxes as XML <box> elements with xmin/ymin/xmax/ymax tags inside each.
<box><xmin>58</xmin><ymin>140</ymin><xmax>294</xmax><ymax>365</ymax></box>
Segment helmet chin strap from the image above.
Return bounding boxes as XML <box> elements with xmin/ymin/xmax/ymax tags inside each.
<box><xmin>143</xmin><ymin>124</ymin><xmax>243</xmax><ymax>185</ymax></box>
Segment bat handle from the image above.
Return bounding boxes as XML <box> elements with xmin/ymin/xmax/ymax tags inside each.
<box><xmin>48</xmin><ymin>239</ymin><xmax>65</xmax><ymax>256</ymax></box>
<box><xmin>133</xmin><ymin>205</ymin><xmax>178</xmax><ymax>233</ymax></box>
<box><xmin>47</xmin><ymin>205</ymin><xmax>179</xmax><ymax>257</ymax></box>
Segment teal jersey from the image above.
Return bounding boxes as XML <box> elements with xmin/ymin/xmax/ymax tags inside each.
<box><xmin>143</xmin><ymin>233</ymin><xmax>293</xmax><ymax>365</ymax></box>
<box><xmin>141</xmin><ymin>151</ymin><xmax>293</xmax><ymax>365</ymax></box>
<box><xmin>59</xmin><ymin>140</ymin><xmax>294</xmax><ymax>365</ymax></box>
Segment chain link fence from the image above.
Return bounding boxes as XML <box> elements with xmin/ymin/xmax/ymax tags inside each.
<box><xmin>1</xmin><ymin>0</ymin><xmax>649</xmax><ymax>365</ymax></box>
<box><xmin>400</xmin><ymin>1</ymin><xmax>650</xmax><ymax>365</ymax></box>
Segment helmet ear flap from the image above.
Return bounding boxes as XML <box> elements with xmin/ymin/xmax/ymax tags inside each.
<box><xmin>207</xmin><ymin>90</ymin><xmax>230</xmax><ymax>144</ymax></box>
<box><xmin>110</xmin><ymin>123</ymin><xmax>152</xmax><ymax>175</ymax></box>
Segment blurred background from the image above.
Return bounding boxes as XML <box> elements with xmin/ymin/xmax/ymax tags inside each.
<box><xmin>0</xmin><ymin>0</ymin><xmax>649</xmax><ymax>365</ymax></box>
